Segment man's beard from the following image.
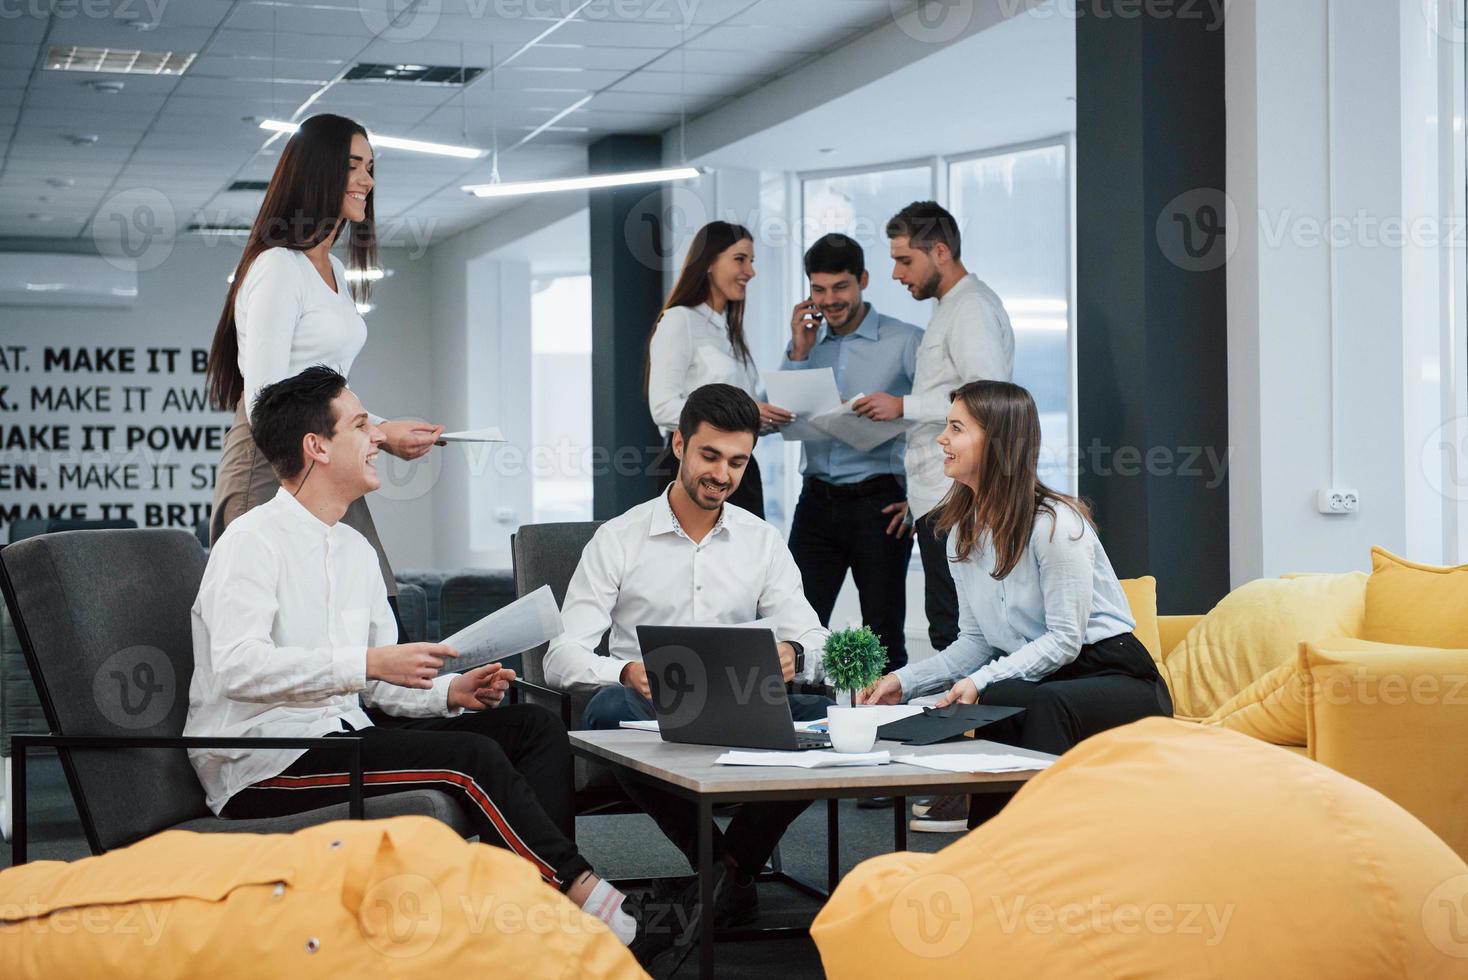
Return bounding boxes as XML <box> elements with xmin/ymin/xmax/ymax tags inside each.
<box><xmin>680</xmin><ymin>468</ymin><xmax>728</xmax><ymax>510</ymax></box>
<box><xmin>914</xmin><ymin>267</ymin><xmax>942</xmax><ymax>301</ymax></box>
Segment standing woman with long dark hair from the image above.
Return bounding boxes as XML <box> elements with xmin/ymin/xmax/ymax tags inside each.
<box><xmin>206</xmin><ymin>113</ymin><xmax>441</xmax><ymax>595</ymax></box>
<box><xmin>644</xmin><ymin>221</ymin><xmax>792</xmax><ymax>518</ymax></box>
<box><xmin>859</xmin><ymin>380</ymin><xmax>1172</xmax><ymax>757</ymax></box>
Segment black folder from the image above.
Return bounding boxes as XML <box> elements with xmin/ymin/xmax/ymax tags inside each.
<box><xmin>876</xmin><ymin>704</ymin><xmax>1025</xmax><ymax>746</ymax></box>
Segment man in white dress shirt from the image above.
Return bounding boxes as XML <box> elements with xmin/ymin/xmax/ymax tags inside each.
<box><xmin>852</xmin><ymin>201</ymin><xmax>1015</xmax><ymax>654</ymax></box>
<box><xmin>546</xmin><ymin>383</ymin><xmax>831</xmax><ymax>928</ymax></box>
<box><xmin>186</xmin><ymin>366</ymin><xmax>691</xmax><ymax>970</ymax></box>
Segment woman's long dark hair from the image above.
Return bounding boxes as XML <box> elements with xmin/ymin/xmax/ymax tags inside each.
<box><xmin>205</xmin><ymin>113</ymin><xmax>378</xmax><ymax>411</ymax></box>
<box><xmin>934</xmin><ymin>380</ymin><xmax>1094</xmax><ymax>579</ymax></box>
<box><xmin>642</xmin><ymin>221</ymin><xmax>755</xmax><ymax>397</ymax></box>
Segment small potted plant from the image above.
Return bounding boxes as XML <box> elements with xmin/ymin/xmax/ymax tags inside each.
<box><xmin>823</xmin><ymin>626</ymin><xmax>889</xmax><ymax>706</ymax></box>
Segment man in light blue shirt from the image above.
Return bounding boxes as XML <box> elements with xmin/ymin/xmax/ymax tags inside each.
<box><xmin>782</xmin><ymin>233</ymin><xmax>923</xmax><ymax>670</ymax></box>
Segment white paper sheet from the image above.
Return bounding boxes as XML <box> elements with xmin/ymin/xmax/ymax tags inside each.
<box><xmin>893</xmin><ymin>753</ymin><xmax>1054</xmax><ymax>774</ymax></box>
<box><xmin>714</xmin><ymin>750</ymin><xmax>891</xmax><ymax>769</ymax></box>
<box><xmin>762</xmin><ymin>368</ymin><xmax>841</xmax><ymax>417</ymax></box>
<box><xmin>436</xmin><ymin>584</ymin><xmax>562</xmax><ymax>675</ymax></box>
<box><xmin>805</xmin><ymin>401</ymin><xmax>905</xmax><ymax>452</ymax></box>
<box><xmin>438</xmin><ymin>427</ymin><xmax>505</xmax><ymax>443</ymax></box>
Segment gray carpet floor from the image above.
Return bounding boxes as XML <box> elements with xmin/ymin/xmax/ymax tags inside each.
<box><xmin>1</xmin><ymin>754</ymin><xmax>975</xmax><ymax>978</ymax></box>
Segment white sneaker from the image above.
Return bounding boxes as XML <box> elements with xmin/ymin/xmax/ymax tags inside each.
<box><xmin>909</xmin><ymin>795</ymin><xmax>969</xmax><ymax>833</ymax></box>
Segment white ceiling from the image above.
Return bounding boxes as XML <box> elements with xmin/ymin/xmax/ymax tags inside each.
<box><xmin>697</xmin><ymin>10</ymin><xmax>1075</xmax><ymax>174</ymax></box>
<box><xmin>0</xmin><ymin>0</ymin><xmax>909</xmax><ymax>247</ymax></box>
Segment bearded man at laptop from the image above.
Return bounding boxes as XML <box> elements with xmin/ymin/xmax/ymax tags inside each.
<box><xmin>545</xmin><ymin>383</ymin><xmax>833</xmax><ymax>929</ymax></box>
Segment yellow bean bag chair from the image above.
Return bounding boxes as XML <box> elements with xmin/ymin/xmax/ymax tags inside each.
<box><xmin>812</xmin><ymin>718</ymin><xmax>1468</xmax><ymax>978</ymax></box>
<box><xmin>0</xmin><ymin>816</ymin><xmax>645</xmax><ymax>979</ymax></box>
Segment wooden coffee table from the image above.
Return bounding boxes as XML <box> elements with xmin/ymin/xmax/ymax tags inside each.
<box><xmin>569</xmin><ymin>730</ymin><xmax>1056</xmax><ymax>979</ymax></box>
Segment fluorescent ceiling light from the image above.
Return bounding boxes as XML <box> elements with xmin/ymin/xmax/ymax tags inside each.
<box><xmin>462</xmin><ymin>166</ymin><xmax>701</xmax><ymax>199</ymax></box>
<box><xmin>229</xmin><ymin>267</ymin><xmax>389</xmax><ymax>284</ymax></box>
<box><xmin>46</xmin><ymin>45</ymin><xmax>195</xmax><ymax>75</ymax></box>
<box><xmin>257</xmin><ymin>119</ymin><xmax>485</xmax><ymax>159</ymax></box>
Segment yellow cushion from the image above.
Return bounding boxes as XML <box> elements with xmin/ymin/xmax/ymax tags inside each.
<box><xmin>1362</xmin><ymin>546</ymin><xmax>1468</xmax><ymax>648</ymax></box>
<box><xmin>0</xmin><ymin>817</ymin><xmax>643</xmax><ymax>979</ymax></box>
<box><xmin>1165</xmin><ymin>572</ymin><xmax>1367</xmax><ymax>720</ymax></box>
<box><xmin>1202</xmin><ymin>646</ymin><xmax>1311</xmax><ymax>745</ymax></box>
<box><xmin>1304</xmin><ymin>637</ymin><xmax>1468</xmax><ymax>859</ymax></box>
<box><xmin>1118</xmin><ymin>575</ymin><xmax>1163</xmax><ymax>667</ymax></box>
<box><xmin>811</xmin><ymin>718</ymin><xmax>1468</xmax><ymax>978</ymax></box>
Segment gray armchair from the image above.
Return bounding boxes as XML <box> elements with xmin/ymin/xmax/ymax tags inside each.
<box><xmin>0</xmin><ymin>528</ymin><xmax>469</xmax><ymax>865</ymax></box>
<box><xmin>509</xmin><ymin>522</ymin><xmax>628</xmax><ymax>805</ymax></box>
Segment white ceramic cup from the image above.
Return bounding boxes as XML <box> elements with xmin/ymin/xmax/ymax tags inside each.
<box><xmin>826</xmin><ymin>706</ymin><xmax>880</xmax><ymax>754</ymax></box>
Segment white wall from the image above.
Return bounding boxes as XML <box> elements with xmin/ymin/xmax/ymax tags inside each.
<box><xmin>1226</xmin><ymin>0</ymin><xmax>1468</xmax><ymax>581</ymax></box>
<box><xmin>0</xmin><ymin>238</ymin><xmax>440</xmax><ymax>565</ymax></box>
<box><xmin>425</xmin><ymin>192</ymin><xmax>587</xmax><ymax>570</ymax></box>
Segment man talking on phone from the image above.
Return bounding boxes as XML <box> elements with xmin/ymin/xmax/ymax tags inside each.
<box><xmin>781</xmin><ymin>233</ymin><xmax>922</xmax><ymax>672</ymax></box>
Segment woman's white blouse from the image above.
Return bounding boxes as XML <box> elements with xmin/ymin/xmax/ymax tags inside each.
<box><xmin>892</xmin><ymin>502</ymin><xmax>1136</xmax><ymax>697</ymax></box>
<box><xmin>646</xmin><ymin>302</ymin><xmax>763</xmax><ymax>436</ymax></box>
<box><xmin>234</xmin><ymin>247</ymin><xmax>370</xmax><ymax>416</ymax></box>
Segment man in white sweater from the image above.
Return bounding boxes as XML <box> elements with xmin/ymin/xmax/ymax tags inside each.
<box><xmin>853</xmin><ymin>201</ymin><xmax>1014</xmax><ymax>656</ymax></box>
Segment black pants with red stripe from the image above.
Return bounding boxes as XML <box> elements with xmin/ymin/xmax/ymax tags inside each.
<box><xmin>222</xmin><ymin>705</ymin><xmax>592</xmax><ymax>892</ymax></box>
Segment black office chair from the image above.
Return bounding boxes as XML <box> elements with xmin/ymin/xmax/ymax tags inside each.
<box><xmin>0</xmin><ymin>528</ymin><xmax>470</xmax><ymax>865</ymax></box>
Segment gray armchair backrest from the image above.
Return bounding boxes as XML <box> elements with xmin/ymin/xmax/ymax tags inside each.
<box><xmin>0</xmin><ymin>529</ymin><xmax>211</xmax><ymax>850</ymax></box>
<box><xmin>511</xmin><ymin>523</ymin><xmax>606</xmax><ymax>687</ymax></box>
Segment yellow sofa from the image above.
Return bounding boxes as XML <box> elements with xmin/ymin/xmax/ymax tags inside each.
<box><xmin>1155</xmin><ymin>612</ymin><xmax>1468</xmax><ymax>860</ymax></box>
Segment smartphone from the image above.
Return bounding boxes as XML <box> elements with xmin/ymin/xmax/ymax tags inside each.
<box><xmin>804</xmin><ymin>298</ymin><xmax>823</xmax><ymax>326</ymax></box>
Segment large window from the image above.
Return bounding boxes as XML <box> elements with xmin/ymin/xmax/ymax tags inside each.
<box><xmin>530</xmin><ymin>274</ymin><xmax>593</xmax><ymax>523</ymax></box>
<box><xmin>801</xmin><ymin>164</ymin><xmax>934</xmax><ymax>328</ymax></box>
<box><xmin>948</xmin><ymin>141</ymin><xmax>1072</xmax><ymax>491</ymax></box>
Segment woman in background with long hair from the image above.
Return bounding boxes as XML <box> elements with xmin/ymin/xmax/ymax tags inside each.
<box><xmin>205</xmin><ymin>113</ymin><xmax>441</xmax><ymax>596</ymax></box>
<box><xmin>643</xmin><ymin>221</ymin><xmax>792</xmax><ymax>518</ymax></box>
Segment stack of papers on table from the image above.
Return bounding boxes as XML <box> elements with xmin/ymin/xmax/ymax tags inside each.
<box><xmin>893</xmin><ymin>753</ymin><xmax>1054</xmax><ymax>774</ymax></box>
<box><xmin>714</xmin><ymin>750</ymin><xmax>890</xmax><ymax>769</ymax></box>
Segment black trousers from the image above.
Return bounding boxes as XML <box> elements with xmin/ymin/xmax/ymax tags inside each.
<box><xmin>980</xmin><ymin>632</ymin><xmax>1174</xmax><ymax>757</ymax></box>
<box><xmin>223</xmin><ymin>705</ymin><xmax>593</xmax><ymax>892</ymax></box>
<box><xmin>915</xmin><ymin>511</ymin><xmax>959</xmax><ymax>651</ymax></box>
<box><xmin>649</xmin><ymin>434</ymin><xmax>764</xmax><ymax>519</ymax></box>
<box><xmin>581</xmin><ymin>686</ymin><xmax>830</xmax><ymax>875</ymax></box>
<box><xmin>788</xmin><ymin>475</ymin><xmax>913</xmax><ymax>671</ymax></box>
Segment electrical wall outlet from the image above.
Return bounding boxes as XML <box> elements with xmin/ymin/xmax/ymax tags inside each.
<box><xmin>1316</xmin><ymin>488</ymin><xmax>1359</xmax><ymax>514</ymax></box>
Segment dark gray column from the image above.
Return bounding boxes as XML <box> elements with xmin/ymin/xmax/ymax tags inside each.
<box><xmin>588</xmin><ymin>134</ymin><xmax>669</xmax><ymax>519</ymax></box>
<box><xmin>1076</xmin><ymin>3</ymin><xmax>1229</xmax><ymax>613</ymax></box>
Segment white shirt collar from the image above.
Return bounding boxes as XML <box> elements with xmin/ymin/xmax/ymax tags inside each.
<box><xmin>650</xmin><ymin>484</ymin><xmax>732</xmax><ymax>541</ymax></box>
<box><xmin>693</xmin><ymin>301</ymin><xmax>728</xmax><ymax>329</ymax></box>
<box><xmin>271</xmin><ymin>486</ymin><xmax>342</xmax><ymax>538</ymax></box>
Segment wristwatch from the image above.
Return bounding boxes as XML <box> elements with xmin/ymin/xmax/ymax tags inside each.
<box><xmin>788</xmin><ymin>640</ymin><xmax>805</xmax><ymax>675</ymax></box>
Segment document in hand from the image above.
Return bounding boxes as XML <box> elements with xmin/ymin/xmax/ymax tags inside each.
<box><xmin>436</xmin><ymin>584</ymin><xmax>563</xmax><ymax>676</ymax></box>
<box><xmin>761</xmin><ymin>368</ymin><xmax>841</xmax><ymax>443</ymax></box>
<box><xmin>438</xmin><ymin>427</ymin><xmax>505</xmax><ymax>443</ymax></box>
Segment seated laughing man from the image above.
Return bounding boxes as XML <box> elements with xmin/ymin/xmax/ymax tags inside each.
<box><xmin>545</xmin><ymin>383</ymin><xmax>833</xmax><ymax>928</ymax></box>
<box><xmin>184</xmin><ymin>365</ymin><xmax>691</xmax><ymax>972</ymax></box>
